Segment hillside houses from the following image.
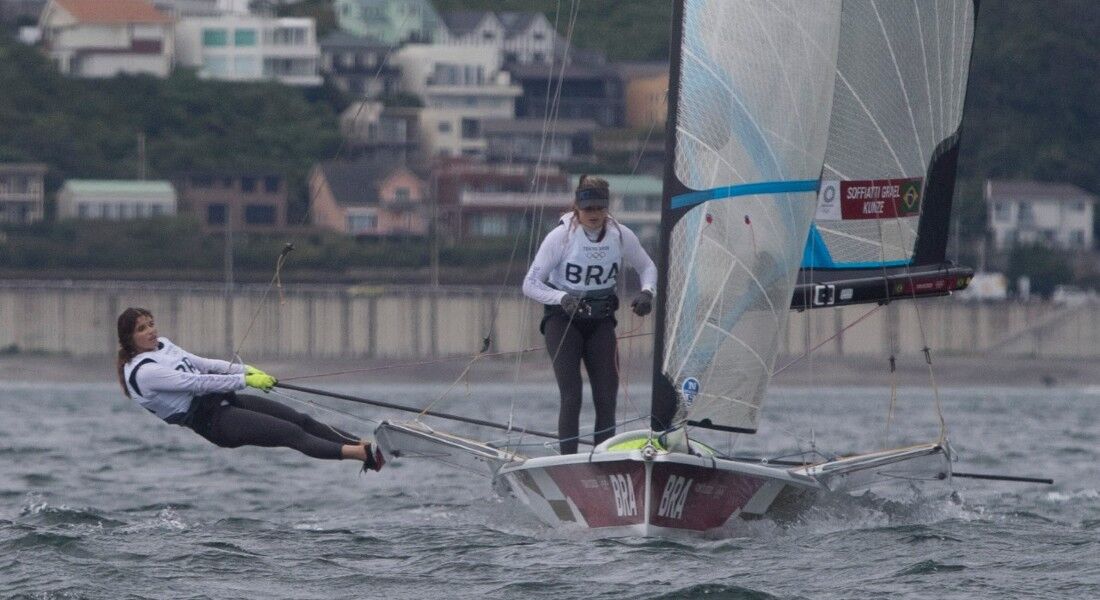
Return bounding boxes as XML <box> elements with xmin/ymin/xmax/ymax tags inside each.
<box><xmin>18</xmin><ymin>0</ymin><xmax>671</xmax><ymax>243</ymax></box>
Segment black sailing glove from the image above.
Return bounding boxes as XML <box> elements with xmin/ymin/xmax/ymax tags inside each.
<box><xmin>631</xmin><ymin>290</ymin><xmax>653</xmax><ymax>317</ymax></box>
<box><xmin>560</xmin><ymin>294</ymin><xmax>583</xmax><ymax>316</ymax></box>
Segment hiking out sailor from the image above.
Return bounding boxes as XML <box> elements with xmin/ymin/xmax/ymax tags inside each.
<box><xmin>115</xmin><ymin>307</ymin><xmax>383</xmax><ymax>471</ymax></box>
<box><xmin>522</xmin><ymin>175</ymin><xmax>658</xmax><ymax>454</ymax></box>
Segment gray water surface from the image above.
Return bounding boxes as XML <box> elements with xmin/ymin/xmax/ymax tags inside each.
<box><xmin>2</xmin><ymin>382</ymin><xmax>1098</xmax><ymax>599</ymax></box>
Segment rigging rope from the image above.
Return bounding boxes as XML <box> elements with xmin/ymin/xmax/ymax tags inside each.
<box><xmin>874</xmin><ymin>214</ymin><xmax>902</xmax><ymax>447</ymax></box>
<box><xmin>888</xmin><ymin>197</ymin><xmax>948</xmax><ymax>443</ymax></box>
<box><xmin>772</xmin><ymin>305</ymin><xmax>881</xmax><ymax>376</ymax></box>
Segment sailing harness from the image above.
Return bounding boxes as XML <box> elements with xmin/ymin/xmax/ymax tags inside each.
<box><xmin>541</xmin><ymin>287</ymin><xmax>619</xmax><ymax>332</ymax></box>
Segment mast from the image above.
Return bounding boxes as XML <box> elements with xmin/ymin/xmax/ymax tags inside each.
<box><xmin>649</xmin><ymin>0</ymin><xmax>688</xmax><ymax>432</ymax></box>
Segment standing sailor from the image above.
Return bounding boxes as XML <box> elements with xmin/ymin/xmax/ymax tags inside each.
<box><xmin>523</xmin><ymin>176</ymin><xmax>658</xmax><ymax>454</ymax></box>
<box><xmin>116</xmin><ymin>307</ymin><xmax>384</xmax><ymax>471</ymax></box>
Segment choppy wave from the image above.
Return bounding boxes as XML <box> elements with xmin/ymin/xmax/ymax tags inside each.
<box><xmin>0</xmin><ymin>384</ymin><xmax>1097</xmax><ymax>599</ymax></box>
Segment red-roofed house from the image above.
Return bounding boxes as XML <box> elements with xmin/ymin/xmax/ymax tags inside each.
<box><xmin>39</xmin><ymin>0</ymin><xmax>174</xmax><ymax>78</ymax></box>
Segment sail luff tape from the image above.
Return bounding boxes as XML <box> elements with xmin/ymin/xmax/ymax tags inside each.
<box><xmin>670</xmin><ymin>179</ymin><xmax>820</xmax><ymax>209</ymax></box>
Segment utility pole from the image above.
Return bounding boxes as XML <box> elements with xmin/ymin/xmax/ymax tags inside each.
<box><xmin>137</xmin><ymin>132</ymin><xmax>146</xmax><ymax>180</ymax></box>
<box><xmin>429</xmin><ymin>169</ymin><xmax>440</xmax><ymax>288</ymax></box>
<box><xmin>224</xmin><ymin>205</ymin><xmax>234</xmax><ymax>356</ymax></box>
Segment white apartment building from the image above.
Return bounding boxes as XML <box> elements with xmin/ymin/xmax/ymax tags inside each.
<box><xmin>58</xmin><ymin>180</ymin><xmax>178</xmax><ymax>220</ymax></box>
<box><xmin>39</xmin><ymin>0</ymin><xmax>174</xmax><ymax>78</ymax></box>
<box><xmin>438</xmin><ymin>11</ymin><xmax>560</xmax><ymax>65</ymax></box>
<box><xmin>175</xmin><ymin>13</ymin><xmax>321</xmax><ymax>86</ymax></box>
<box><xmin>392</xmin><ymin>44</ymin><xmax>520</xmax><ymax>158</ymax></box>
<box><xmin>986</xmin><ymin>180</ymin><xmax>1098</xmax><ymax>251</ymax></box>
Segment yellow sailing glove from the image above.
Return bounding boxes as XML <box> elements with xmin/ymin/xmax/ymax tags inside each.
<box><xmin>244</xmin><ymin>366</ymin><xmax>277</xmax><ymax>392</ymax></box>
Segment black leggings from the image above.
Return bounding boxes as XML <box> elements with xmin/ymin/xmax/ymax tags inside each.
<box><xmin>543</xmin><ymin>314</ymin><xmax>619</xmax><ymax>455</ymax></box>
<box><xmin>189</xmin><ymin>394</ymin><xmax>358</xmax><ymax>460</ymax></box>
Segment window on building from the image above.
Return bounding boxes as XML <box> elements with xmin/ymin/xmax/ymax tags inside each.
<box><xmin>245</xmin><ymin>204</ymin><xmax>276</xmax><ymax>225</ymax></box>
<box><xmin>461</xmin><ymin>118</ymin><xmax>479</xmax><ymax>139</ymax></box>
<box><xmin>234</xmin><ymin>29</ymin><xmax>257</xmax><ymax>46</ymax></box>
<box><xmin>204</xmin><ymin>55</ymin><xmax>229</xmax><ymax>76</ymax></box>
<box><xmin>474</xmin><ymin>214</ymin><xmax>508</xmax><ymax>236</ymax></box>
<box><xmin>78</xmin><ymin>204</ymin><xmax>89</xmax><ymax>218</ymax></box>
<box><xmin>202</xmin><ymin>28</ymin><xmax>228</xmax><ymax>47</ymax></box>
<box><xmin>438</xmin><ymin>121</ymin><xmax>452</xmax><ymax>133</ymax></box>
<box><xmin>264</xmin><ymin>177</ymin><xmax>280</xmax><ymax>193</ymax></box>
<box><xmin>234</xmin><ymin>56</ymin><xmax>260</xmax><ymax>76</ymax></box>
<box><xmin>1017</xmin><ymin>202</ymin><xmax>1034</xmax><ymax>225</ymax></box>
<box><xmin>100</xmin><ymin>204</ymin><xmax>110</xmax><ymax>219</ymax></box>
<box><xmin>207</xmin><ymin>203</ymin><xmax>227</xmax><ymax>225</ymax></box>
<box><xmin>533</xmin><ymin>52</ymin><xmax>545</xmax><ymax>63</ymax></box>
<box><xmin>271</xmin><ymin>27</ymin><xmax>306</xmax><ymax>46</ymax></box>
<box><xmin>151</xmin><ymin>204</ymin><xmax>163</xmax><ymax>217</ymax></box>
<box><xmin>1071</xmin><ymin>230</ymin><xmax>1086</xmax><ymax>247</ymax></box>
<box><xmin>347</xmin><ymin>214</ymin><xmax>377</xmax><ymax>233</ymax></box>
<box><xmin>430</xmin><ymin>63</ymin><xmax>459</xmax><ymax>85</ymax></box>
<box><xmin>192</xmin><ymin>175</ymin><xmax>214</xmax><ymax>188</ymax></box>
<box><xmin>482</xmin><ymin>31</ymin><xmax>495</xmax><ymax>40</ymax></box>
<box><xmin>241</xmin><ymin>177</ymin><xmax>257</xmax><ymax>193</ymax></box>
<box><xmin>993</xmin><ymin>201</ymin><xmax>1010</xmax><ymax>222</ymax></box>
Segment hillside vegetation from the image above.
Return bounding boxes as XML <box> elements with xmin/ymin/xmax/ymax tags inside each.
<box><xmin>1</xmin><ymin>0</ymin><xmax>1097</xmax><ymax>283</ymax></box>
<box><xmin>0</xmin><ymin>35</ymin><xmax>343</xmax><ymax>220</ymax></box>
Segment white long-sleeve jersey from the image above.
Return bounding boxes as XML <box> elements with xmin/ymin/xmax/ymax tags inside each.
<box><xmin>123</xmin><ymin>337</ymin><xmax>245</xmax><ymax>422</ymax></box>
<box><xmin>523</xmin><ymin>213</ymin><xmax>657</xmax><ymax>306</ymax></box>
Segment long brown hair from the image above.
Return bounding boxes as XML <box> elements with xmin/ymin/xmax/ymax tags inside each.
<box><xmin>116</xmin><ymin>307</ymin><xmax>153</xmax><ymax>398</ymax></box>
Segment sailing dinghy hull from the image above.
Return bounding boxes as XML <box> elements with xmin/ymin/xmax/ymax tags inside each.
<box><xmin>375</xmin><ymin>421</ymin><xmax>953</xmax><ymax>537</ymax></box>
<box><xmin>495</xmin><ymin>449</ymin><xmax>821</xmax><ymax>537</ymax></box>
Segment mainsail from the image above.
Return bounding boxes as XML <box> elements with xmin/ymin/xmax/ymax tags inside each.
<box><xmin>651</xmin><ymin>0</ymin><xmax>979</xmax><ymax>432</ymax></box>
<box><xmin>651</xmin><ymin>1</ymin><xmax>844</xmax><ymax>433</ymax></box>
<box><xmin>794</xmin><ymin>0</ymin><xmax>978</xmax><ymax>309</ymax></box>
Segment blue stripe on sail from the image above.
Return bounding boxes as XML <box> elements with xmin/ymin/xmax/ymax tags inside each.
<box><xmin>670</xmin><ymin>179</ymin><xmax>819</xmax><ymax>209</ymax></box>
<box><xmin>800</xmin><ymin>223</ymin><xmax>913</xmax><ymax>270</ymax></box>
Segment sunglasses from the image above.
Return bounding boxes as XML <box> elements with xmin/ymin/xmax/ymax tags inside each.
<box><xmin>579</xmin><ymin>206</ymin><xmax>608</xmax><ymax>213</ymax></box>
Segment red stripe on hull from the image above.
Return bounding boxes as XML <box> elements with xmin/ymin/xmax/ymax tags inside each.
<box><xmin>649</xmin><ymin>462</ymin><xmax>765</xmax><ymax>530</ymax></box>
<box><xmin>539</xmin><ymin>459</ymin><xmax>768</xmax><ymax>531</ymax></box>
<box><xmin>545</xmin><ymin>462</ymin><xmax>648</xmax><ymax>527</ymax></box>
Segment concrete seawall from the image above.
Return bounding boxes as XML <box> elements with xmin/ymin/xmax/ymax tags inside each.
<box><xmin>2</xmin><ymin>281</ymin><xmax>1098</xmax><ymax>360</ymax></box>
